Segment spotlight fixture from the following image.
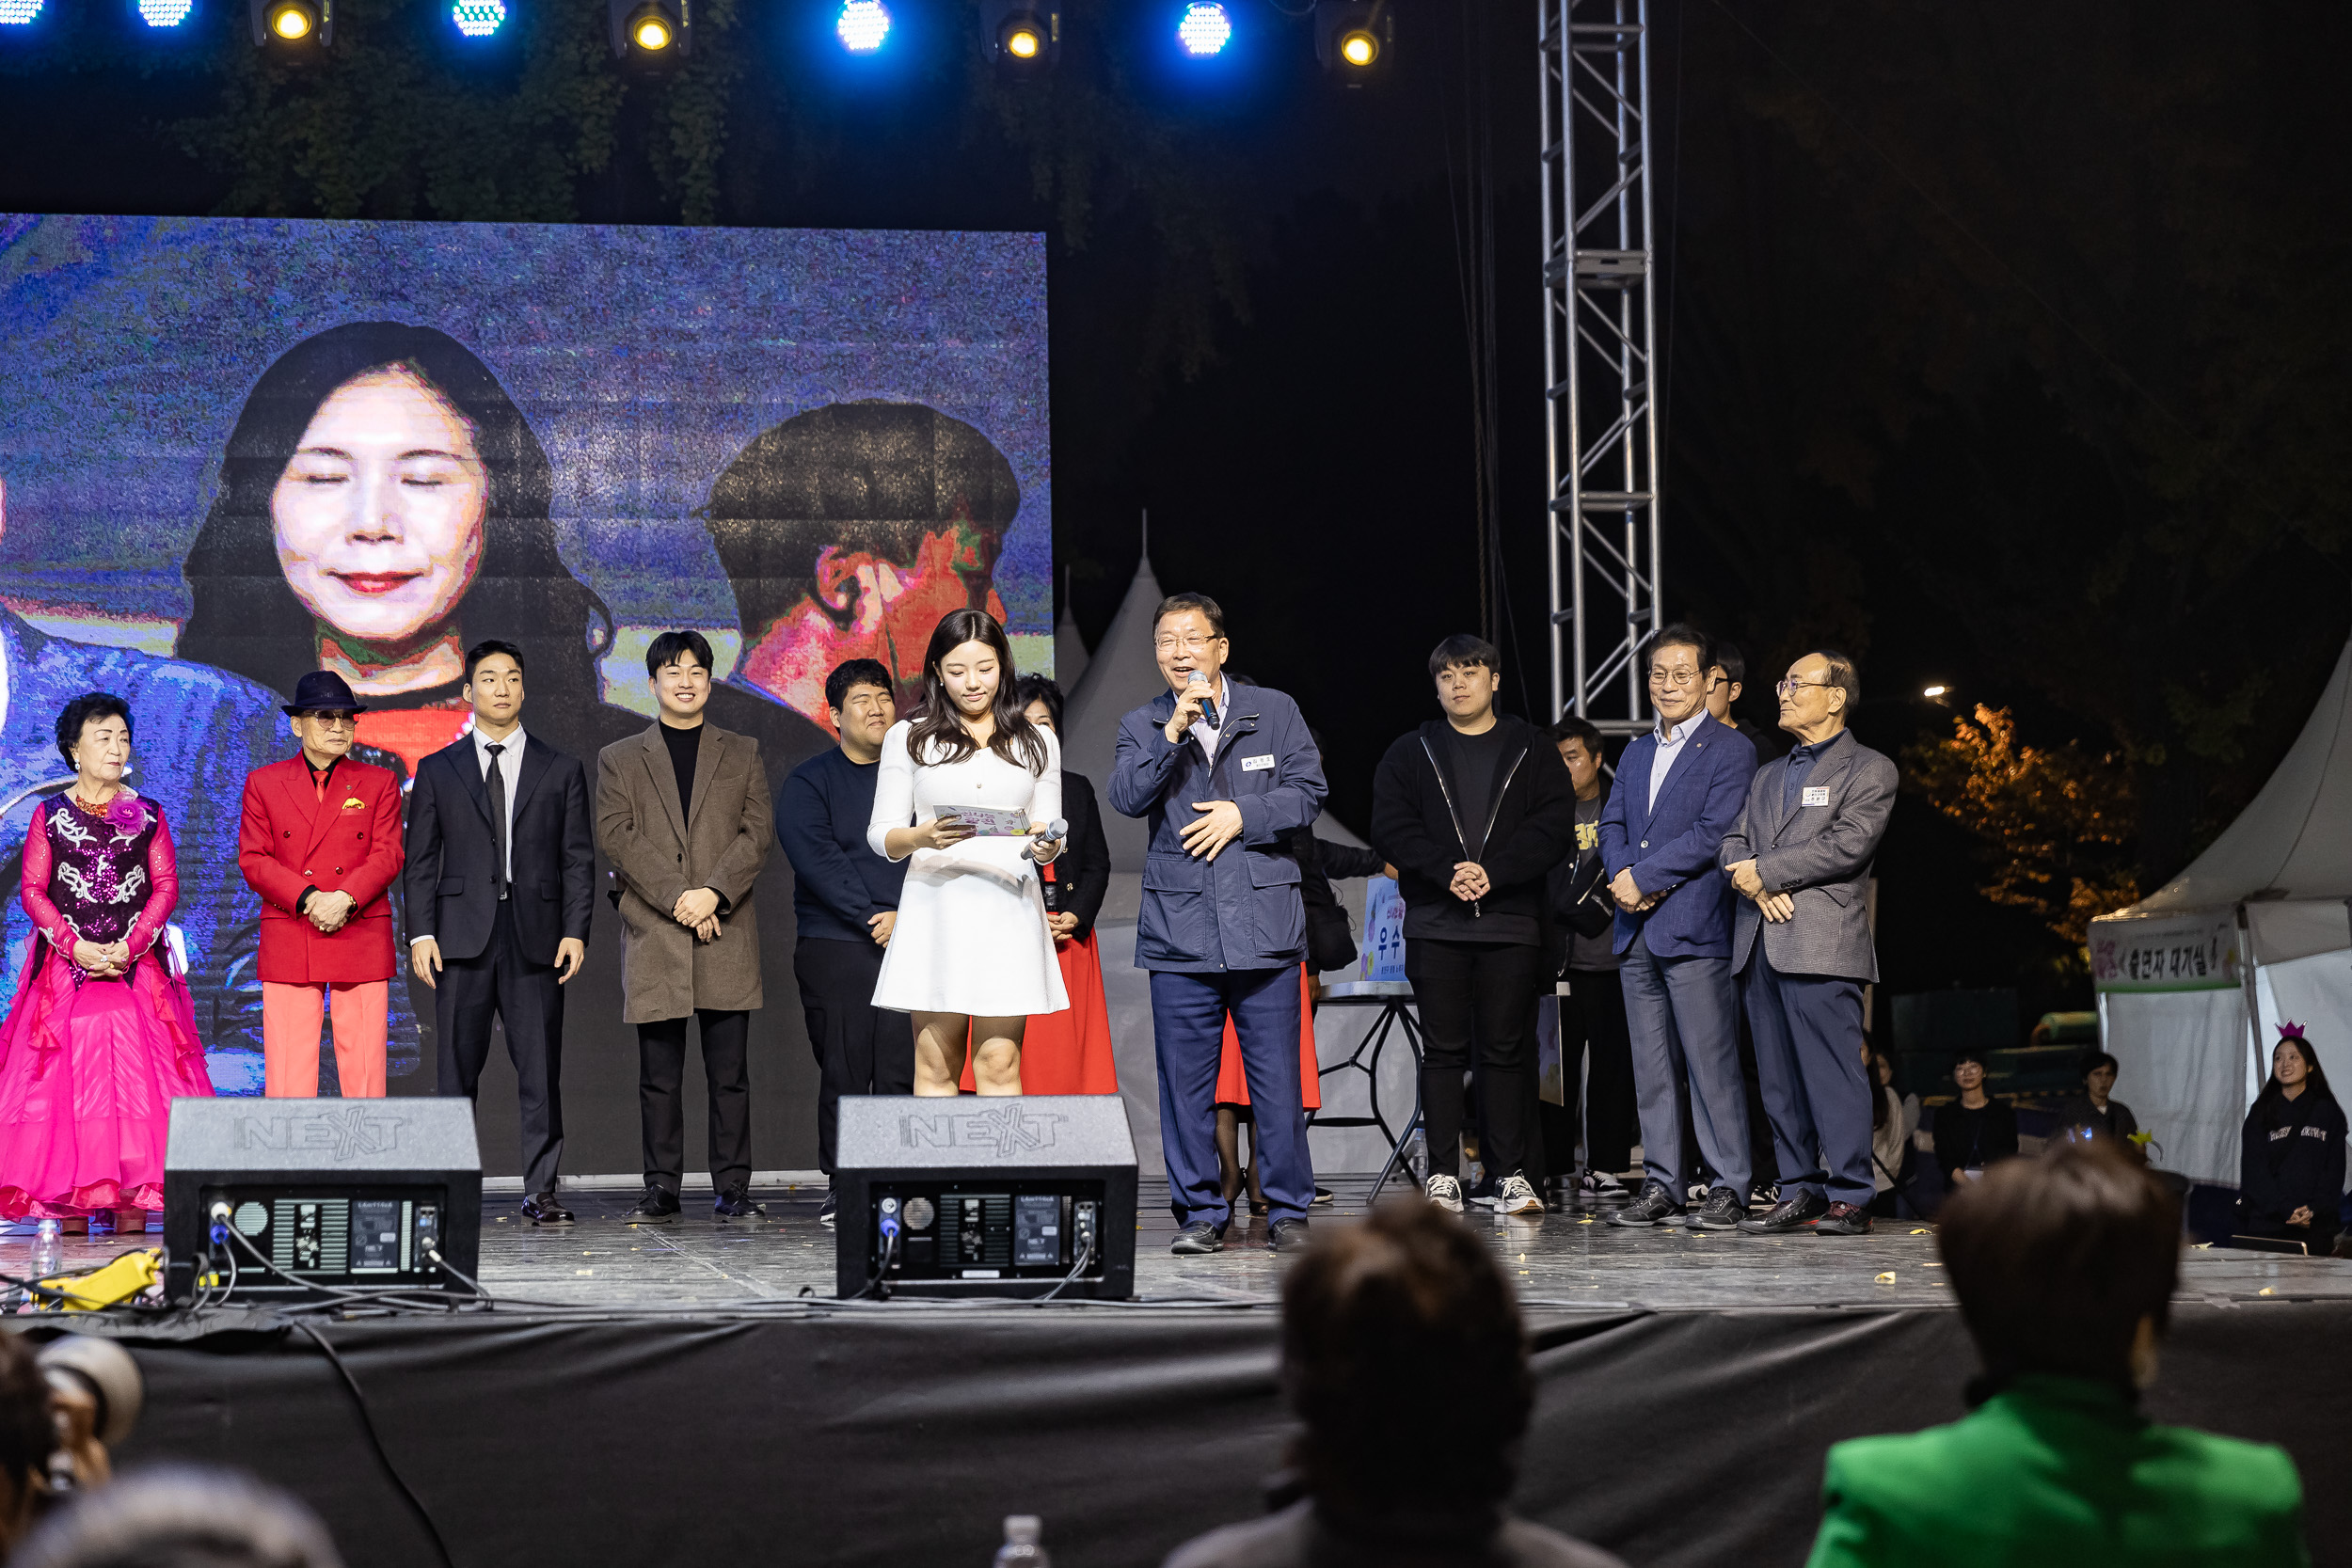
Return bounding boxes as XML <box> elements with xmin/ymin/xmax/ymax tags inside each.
<box><xmin>1313</xmin><ymin>0</ymin><xmax>1389</xmax><ymax>80</ymax></box>
<box><xmin>608</xmin><ymin>0</ymin><xmax>685</xmax><ymax>57</ymax></box>
<box><xmin>0</xmin><ymin>0</ymin><xmax>41</xmax><ymax>24</ymax></box>
<box><xmin>248</xmin><ymin>0</ymin><xmax>327</xmax><ymax>45</ymax></box>
<box><xmin>450</xmin><ymin>0</ymin><xmax>503</xmax><ymax>37</ymax></box>
<box><xmin>135</xmin><ymin>0</ymin><xmax>195</xmax><ymax>26</ymax></box>
<box><xmin>835</xmin><ymin>0</ymin><xmax>888</xmax><ymax>54</ymax></box>
<box><xmin>1175</xmin><ymin>1</ymin><xmax>1230</xmax><ymax>56</ymax></box>
<box><xmin>981</xmin><ymin>1</ymin><xmax>1057</xmax><ymax>71</ymax></box>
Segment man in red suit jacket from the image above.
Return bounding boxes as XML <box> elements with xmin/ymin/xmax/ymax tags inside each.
<box><xmin>237</xmin><ymin>671</ymin><xmax>406</xmax><ymax>1097</ymax></box>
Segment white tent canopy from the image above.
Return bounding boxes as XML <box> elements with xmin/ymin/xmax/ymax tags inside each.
<box><xmin>1063</xmin><ymin>546</ymin><xmax>1174</xmax><ymax>872</ymax></box>
<box><xmin>2091</xmin><ymin>637</ymin><xmax>2352</xmax><ymax>1184</ymax></box>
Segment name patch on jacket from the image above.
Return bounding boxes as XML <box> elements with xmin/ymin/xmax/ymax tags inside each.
<box><xmin>1240</xmin><ymin>753</ymin><xmax>1276</xmax><ymax>772</ymax></box>
<box><xmin>1801</xmin><ymin>786</ymin><xmax>1831</xmax><ymax>807</ymax></box>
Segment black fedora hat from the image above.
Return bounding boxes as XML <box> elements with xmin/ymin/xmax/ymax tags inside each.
<box><xmin>280</xmin><ymin>670</ymin><xmax>371</xmax><ymax>716</ymax></box>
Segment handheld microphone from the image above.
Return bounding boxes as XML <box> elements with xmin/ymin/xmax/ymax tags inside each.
<box><xmin>1186</xmin><ymin>669</ymin><xmax>1218</xmax><ymax>727</ymax></box>
<box><xmin>1023</xmin><ymin>817</ymin><xmax>1070</xmax><ymax>863</ymax></box>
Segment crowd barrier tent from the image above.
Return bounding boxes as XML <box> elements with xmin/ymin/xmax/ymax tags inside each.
<box><xmin>2090</xmin><ymin>639</ymin><xmax>2352</xmax><ymax>1185</ymax></box>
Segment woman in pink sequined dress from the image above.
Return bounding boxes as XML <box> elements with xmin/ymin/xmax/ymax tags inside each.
<box><xmin>0</xmin><ymin>693</ymin><xmax>214</xmax><ymax>1229</ymax></box>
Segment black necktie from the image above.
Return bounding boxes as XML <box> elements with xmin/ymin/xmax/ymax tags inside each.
<box><xmin>485</xmin><ymin>743</ymin><xmax>509</xmax><ymax>901</ymax></box>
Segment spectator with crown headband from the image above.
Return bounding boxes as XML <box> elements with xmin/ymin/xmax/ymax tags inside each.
<box><xmin>2238</xmin><ymin>1022</ymin><xmax>2344</xmax><ymax>1255</ymax></box>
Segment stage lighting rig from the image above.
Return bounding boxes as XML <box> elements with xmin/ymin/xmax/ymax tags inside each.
<box><xmin>1175</xmin><ymin>2</ymin><xmax>1230</xmax><ymax>57</ymax></box>
<box><xmin>0</xmin><ymin>0</ymin><xmax>40</xmax><ymax>25</ymax></box>
<box><xmin>450</xmin><ymin>0</ymin><xmax>504</xmax><ymax>38</ymax></box>
<box><xmin>1313</xmin><ymin>0</ymin><xmax>1389</xmax><ymax>81</ymax></box>
<box><xmin>610</xmin><ymin>0</ymin><xmax>686</xmax><ymax>57</ymax></box>
<box><xmin>835</xmin><ymin>0</ymin><xmax>888</xmax><ymax>54</ymax></box>
<box><xmin>136</xmin><ymin>0</ymin><xmax>195</xmax><ymax>27</ymax></box>
<box><xmin>249</xmin><ymin>0</ymin><xmax>327</xmax><ymax>46</ymax></box>
<box><xmin>981</xmin><ymin>1</ymin><xmax>1057</xmax><ymax>72</ymax></box>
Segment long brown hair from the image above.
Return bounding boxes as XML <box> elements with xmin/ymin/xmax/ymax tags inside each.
<box><xmin>905</xmin><ymin>609</ymin><xmax>1049</xmax><ymax>774</ymax></box>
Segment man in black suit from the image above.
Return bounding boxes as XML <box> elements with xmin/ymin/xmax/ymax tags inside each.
<box><xmin>405</xmin><ymin>640</ymin><xmax>596</xmax><ymax>1225</ymax></box>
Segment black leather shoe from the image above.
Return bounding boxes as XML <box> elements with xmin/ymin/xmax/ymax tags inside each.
<box><xmin>1812</xmin><ymin>1201</ymin><xmax>1873</xmax><ymax>1235</ymax></box>
<box><xmin>1738</xmin><ymin>1188</ymin><xmax>1830</xmax><ymax>1234</ymax></box>
<box><xmin>1169</xmin><ymin>1221</ymin><xmax>1225</xmax><ymax>1255</ymax></box>
<box><xmin>1689</xmin><ymin>1186</ymin><xmax>1748</xmax><ymax>1229</ymax></box>
<box><xmin>521</xmin><ymin>1191</ymin><xmax>575</xmax><ymax>1226</ymax></box>
<box><xmin>624</xmin><ymin>1185</ymin><xmax>679</xmax><ymax>1225</ymax></box>
<box><xmin>1268</xmin><ymin>1218</ymin><xmax>1311</xmax><ymax>1254</ymax></box>
<box><xmin>1608</xmin><ymin>1180</ymin><xmax>1683</xmax><ymax>1227</ymax></box>
<box><xmin>817</xmin><ymin>1184</ymin><xmax>838</xmax><ymax>1229</ymax></box>
<box><xmin>713</xmin><ymin>1183</ymin><xmax>766</xmax><ymax>1220</ymax></box>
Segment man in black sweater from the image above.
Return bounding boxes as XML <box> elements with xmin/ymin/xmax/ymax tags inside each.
<box><xmin>1372</xmin><ymin>635</ymin><xmax>1581</xmax><ymax>1215</ymax></box>
<box><xmin>776</xmin><ymin>657</ymin><xmax>908</xmax><ymax>1227</ymax></box>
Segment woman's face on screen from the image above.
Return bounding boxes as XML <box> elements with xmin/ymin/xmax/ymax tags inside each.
<box><xmin>271</xmin><ymin>366</ymin><xmax>488</xmax><ymax>651</ymax></box>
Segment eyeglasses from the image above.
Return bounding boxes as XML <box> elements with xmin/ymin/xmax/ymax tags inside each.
<box><xmin>1646</xmin><ymin>667</ymin><xmax>1703</xmax><ymax>689</ymax></box>
<box><xmin>300</xmin><ymin>711</ymin><xmax>358</xmax><ymax>728</ymax></box>
<box><xmin>1153</xmin><ymin>634</ymin><xmax>1222</xmax><ymax>655</ymax></box>
<box><xmin>1774</xmin><ymin>678</ymin><xmax>1834</xmax><ymax>697</ymax></box>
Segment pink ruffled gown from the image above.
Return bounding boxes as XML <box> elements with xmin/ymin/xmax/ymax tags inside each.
<box><xmin>0</xmin><ymin>791</ymin><xmax>214</xmax><ymax>1221</ymax></box>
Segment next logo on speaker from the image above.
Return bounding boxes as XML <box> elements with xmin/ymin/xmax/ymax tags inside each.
<box><xmin>235</xmin><ymin>1108</ymin><xmax>409</xmax><ymax>1158</ymax></box>
<box><xmin>898</xmin><ymin>1104</ymin><xmax>1066</xmax><ymax>1158</ymax></box>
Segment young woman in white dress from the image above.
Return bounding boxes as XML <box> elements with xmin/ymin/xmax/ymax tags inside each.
<box><xmin>866</xmin><ymin>609</ymin><xmax>1068</xmax><ymax>1095</ymax></box>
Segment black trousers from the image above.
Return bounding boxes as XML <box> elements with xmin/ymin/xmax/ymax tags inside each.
<box><xmin>436</xmin><ymin>900</ymin><xmax>565</xmax><ymax>1196</ymax></box>
<box><xmin>637</xmin><ymin>1008</ymin><xmax>752</xmax><ymax>1195</ymax></box>
<box><xmin>1407</xmin><ymin>939</ymin><xmax>1547</xmax><ymax>1182</ymax></box>
<box><xmin>1539</xmin><ymin>966</ymin><xmax>1638</xmax><ymax>1177</ymax></box>
<box><xmin>794</xmin><ymin>937</ymin><xmax>912</xmax><ymax>1175</ymax></box>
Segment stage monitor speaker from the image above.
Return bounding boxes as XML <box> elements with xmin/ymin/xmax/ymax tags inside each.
<box><xmin>835</xmin><ymin>1095</ymin><xmax>1137</xmax><ymax>1300</ymax></box>
<box><xmin>163</xmin><ymin>1097</ymin><xmax>483</xmax><ymax>1306</ymax></box>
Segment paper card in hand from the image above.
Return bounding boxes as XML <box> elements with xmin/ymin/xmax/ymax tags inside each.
<box><xmin>943</xmin><ymin>805</ymin><xmax>1032</xmax><ymax>837</ymax></box>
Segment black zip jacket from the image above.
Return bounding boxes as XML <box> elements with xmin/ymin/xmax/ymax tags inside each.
<box><xmin>1369</xmin><ymin>715</ymin><xmax>1581</xmax><ymax>944</ymax></box>
<box><xmin>2239</xmin><ymin>1087</ymin><xmax>2347</xmax><ymax>1235</ymax></box>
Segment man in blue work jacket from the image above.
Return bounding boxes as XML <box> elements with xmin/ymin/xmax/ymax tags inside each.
<box><xmin>1109</xmin><ymin>592</ymin><xmax>1329</xmax><ymax>1256</ymax></box>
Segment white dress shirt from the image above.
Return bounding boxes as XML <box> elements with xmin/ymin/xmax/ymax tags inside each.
<box><xmin>1187</xmin><ymin>676</ymin><xmax>1232</xmax><ymax>762</ymax></box>
<box><xmin>1647</xmin><ymin>713</ymin><xmax>1697</xmax><ymax>812</ymax></box>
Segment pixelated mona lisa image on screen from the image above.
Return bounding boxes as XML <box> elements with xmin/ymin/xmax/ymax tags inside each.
<box><xmin>0</xmin><ymin>215</ymin><xmax>1050</xmax><ymax>1092</ymax></box>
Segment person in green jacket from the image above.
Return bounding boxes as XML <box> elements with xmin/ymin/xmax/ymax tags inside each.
<box><xmin>1805</xmin><ymin>1143</ymin><xmax>2308</xmax><ymax>1568</ymax></box>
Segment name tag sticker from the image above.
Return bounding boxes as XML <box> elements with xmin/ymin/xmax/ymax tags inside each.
<box><xmin>1241</xmin><ymin>753</ymin><xmax>1276</xmax><ymax>773</ymax></box>
<box><xmin>1801</xmin><ymin>786</ymin><xmax>1831</xmax><ymax>808</ymax></box>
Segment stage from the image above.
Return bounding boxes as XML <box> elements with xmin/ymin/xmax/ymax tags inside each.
<box><xmin>34</xmin><ymin>1179</ymin><xmax>2352</xmax><ymax>1568</ymax></box>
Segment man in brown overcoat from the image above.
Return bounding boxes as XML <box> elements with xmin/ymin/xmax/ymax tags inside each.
<box><xmin>597</xmin><ymin>630</ymin><xmax>775</xmax><ymax>1224</ymax></box>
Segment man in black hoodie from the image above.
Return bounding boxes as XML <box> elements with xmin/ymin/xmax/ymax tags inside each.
<box><xmin>1372</xmin><ymin>636</ymin><xmax>1581</xmax><ymax>1215</ymax></box>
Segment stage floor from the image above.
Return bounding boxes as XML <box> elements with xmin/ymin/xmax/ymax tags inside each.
<box><xmin>167</xmin><ymin>1173</ymin><xmax>2352</xmax><ymax>1313</ymax></box>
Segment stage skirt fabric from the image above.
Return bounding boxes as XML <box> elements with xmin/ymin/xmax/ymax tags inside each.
<box><xmin>0</xmin><ymin>952</ymin><xmax>214</xmax><ymax>1219</ymax></box>
<box><xmin>1212</xmin><ymin>963</ymin><xmax>1321</xmax><ymax>1113</ymax></box>
<box><xmin>961</xmin><ymin>926</ymin><xmax>1120</xmax><ymax>1095</ymax></box>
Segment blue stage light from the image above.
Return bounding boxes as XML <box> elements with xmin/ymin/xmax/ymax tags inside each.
<box><xmin>1176</xmin><ymin>2</ymin><xmax>1231</xmax><ymax>56</ymax></box>
<box><xmin>451</xmin><ymin>0</ymin><xmax>503</xmax><ymax>37</ymax></box>
<box><xmin>0</xmin><ymin>0</ymin><xmax>43</xmax><ymax>24</ymax></box>
<box><xmin>138</xmin><ymin>0</ymin><xmax>195</xmax><ymax>24</ymax></box>
<box><xmin>836</xmin><ymin>0</ymin><xmax>888</xmax><ymax>53</ymax></box>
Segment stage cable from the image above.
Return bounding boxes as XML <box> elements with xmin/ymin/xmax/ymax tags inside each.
<box><xmin>293</xmin><ymin>1320</ymin><xmax>459</xmax><ymax>1568</ymax></box>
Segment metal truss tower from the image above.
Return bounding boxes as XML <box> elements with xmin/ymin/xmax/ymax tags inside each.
<box><xmin>1540</xmin><ymin>0</ymin><xmax>1663</xmax><ymax>733</ymax></box>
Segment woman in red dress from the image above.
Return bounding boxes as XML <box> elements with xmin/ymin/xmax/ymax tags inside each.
<box><xmin>960</xmin><ymin>677</ymin><xmax>1116</xmax><ymax>1093</ymax></box>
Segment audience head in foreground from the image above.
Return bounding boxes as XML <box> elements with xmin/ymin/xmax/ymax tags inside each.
<box><xmin>8</xmin><ymin>1464</ymin><xmax>342</xmax><ymax>1568</ymax></box>
<box><xmin>1165</xmin><ymin>1199</ymin><xmax>1625</xmax><ymax>1568</ymax></box>
<box><xmin>1804</xmin><ymin>1145</ymin><xmax>2309</xmax><ymax>1568</ymax></box>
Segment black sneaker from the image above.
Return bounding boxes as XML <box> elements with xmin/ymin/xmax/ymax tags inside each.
<box><xmin>1169</xmin><ymin>1221</ymin><xmax>1225</xmax><ymax>1255</ymax></box>
<box><xmin>1738</xmin><ymin>1188</ymin><xmax>1830</xmax><ymax>1234</ymax></box>
<box><xmin>817</xmin><ymin>1184</ymin><xmax>838</xmax><ymax>1229</ymax></box>
<box><xmin>713</xmin><ymin>1183</ymin><xmax>766</xmax><ymax>1220</ymax></box>
<box><xmin>1688</xmin><ymin>1186</ymin><xmax>1748</xmax><ymax>1229</ymax></box>
<box><xmin>624</xmin><ymin>1184</ymin><xmax>679</xmax><ymax>1225</ymax></box>
<box><xmin>1812</xmin><ymin>1201</ymin><xmax>1873</xmax><ymax>1235</ymax></box>
<box><xmin>1607</xmin><ymin>1180</ymin><xmax>1683</xmax><ymax>1227</ymax></box>
<box><xmin>1268</xmin><ymin>1217</ymin><xmax>1311</xmax><ymax>1254</ymax></box>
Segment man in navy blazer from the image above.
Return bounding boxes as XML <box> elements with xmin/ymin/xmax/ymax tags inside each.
<box><xmin>1109</xmin><ymin>592</ymin><xmax>1328</xmax><ymax>1256</ymax></box>
<box><xmin>1597</xmin><ymin>624</ymin><xmax>1757</xmax><ymax>1229</ymax></box>
<box><xmin>404</xmin><ymin>641</ymin><xmax>596</xmax><ymax>1224</ymax></box>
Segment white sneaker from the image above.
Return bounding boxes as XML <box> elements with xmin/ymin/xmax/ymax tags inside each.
<box><xmin>1495</xmin><ymin>1173</ymin><xmax>1545</xmax><ymax>1215</ymax></box>
<box><xmin>1425</xmin><ymin>1174</ymin><xmax>1465</xmax><ymax>1213</ymax></box>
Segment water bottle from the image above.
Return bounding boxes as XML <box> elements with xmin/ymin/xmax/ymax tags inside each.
<box><xmin>993</xmin><ymin>1515</ymin><xmax>1048</xmax><ymax>1568</ymax></box>
<box><xmin>29</xmin><ymin>1219</ymin><xmax>63</xmax><ymax>1281</ymax></box>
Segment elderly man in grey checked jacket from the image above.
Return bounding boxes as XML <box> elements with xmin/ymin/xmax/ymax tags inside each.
<box><xmin>1719</xmin><ymin>650</ymin><xmax>1898</xmax><ymax>1237</ymax></box>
